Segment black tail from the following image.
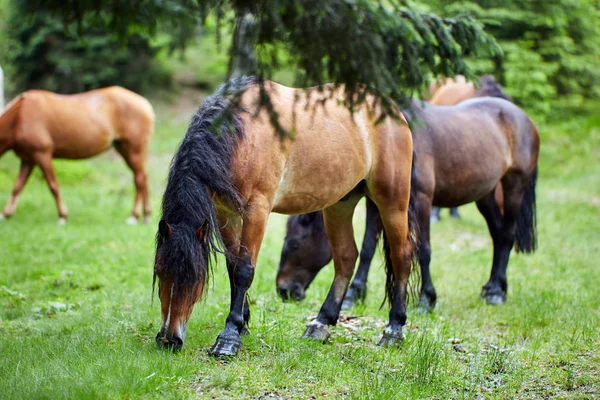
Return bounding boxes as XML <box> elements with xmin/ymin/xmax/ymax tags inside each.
<box><xmin>384</xmin><ymin>150</ymin><xmax>420</xmax><ymax>306</ymax></box>
<box><xmin>515</xmin><ymin>166</ymin><xmax>537</xmax><ymax>253</ymax></box>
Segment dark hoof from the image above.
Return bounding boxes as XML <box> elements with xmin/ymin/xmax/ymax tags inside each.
<box><xmin>485</xmin><ymin>293</ymin><xmax>506</xmax><ymax>305</ymax></box>
<box><xmin>449</xmin><ymin>208</ymin><xmax>461</xmax><ymax>219</ymax></box>
<box><xmin>377</xmin><ymin>326</ymin><xmax>405</xmax><ymax>347</ymax></box>
<box><xmin>209</xmin><ymin>331</ymin><xmax>242</xmax><ymax>357</ymax></box>
<box><xmin>480</xmin><ymin>287</ymin><xmax>506</xmax><ymax>305</ymax></box>
<box><xmin>155</xmin><ymin>332</ymin><xmax>183</xmax><ymax>350</ymax></box>
<box><xmin>240</xmin><ymin>326</ymin><xmax>250</xmax><ymax>336</ymax></box>
<box><xmin>341</xmin><ymin>297</ymin><xmax>355</xmax><ymax>310</ymax></box>
<box><xmin>416</xmin><ymin>294</ymin><xmax>435</xmax><ymax>313</ymax></box>
<box><xmin>302</xmin><ymin>321</ymin><xmax>330</xmax><ymax>343</ymax></box>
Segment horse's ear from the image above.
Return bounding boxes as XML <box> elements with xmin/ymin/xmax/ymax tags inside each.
<box><xmin>159</xmin><ymin>220</ymin><xmax>172</xmax><ymax>241</ymax></box>
<box><xmin>196</xmin><ymin>221</ymin><xmax>210</xmax><ymax>244</ymax></box>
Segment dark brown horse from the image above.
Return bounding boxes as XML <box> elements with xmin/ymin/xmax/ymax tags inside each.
<box><xmin>429</xmin><ymin>75</ymin><xmax>512</xmax><ymax>222</ymax></box>
<box><xmin>276</xmin><ymin>95</ymin><xmax>539</xmax><ymax>310</ymax></box>
<box><xmin>0</xmin><ymin>87</ymin><xmax>155</xmax><ymax>223</ymax></box>
<box><xmin>153</xmin><ymin>77</ymin><xmax>417</xmax><ymax>357</ymax></box>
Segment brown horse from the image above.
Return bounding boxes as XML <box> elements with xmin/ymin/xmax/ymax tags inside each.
<box><xmin>153</xmin><ymin>77</ymin><xmax>417</xmax><ymax>357</ymax></box>
<box><xmin>0</xmin><ymin>87</ymin><xmax>155</xmax><ymax>223</ymax></box>
<box><xmin>276</xmin><ymin>95</ymin><xmax>539</xmax><ymax>310</ymax></box>
<box><xmin>429</xmin><ymin>75</ymin><xmax>511</xmax><ymax>221</ymax></box>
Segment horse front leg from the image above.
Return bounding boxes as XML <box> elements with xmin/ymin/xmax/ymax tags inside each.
<box><xmin>303</xmin><ymin>198</ymin><xmax>360</xmax><ymax>342</ymax></box>
<box><xmin>416</xmin><ymin>192</ymin><xmax>437</xmax><ymax>311</ymax></box>
<box><xmin>36</xmin><ymin>153</ymin><xmax>68</xmax><ymax>223</ymax></box>
<box><xmin>209</xmin><ymin>198</ymin><xmax>269</xmax><ymax>357</ymax></box>
<box><xmin>1</xmin><ymin>160</ymin><xmax>34</xmax><ymax>219</ymax></box>
<box><xmin>342</xmin><ymin>198</ymin><xmax>382</xmax><ymax>309</ymax></box>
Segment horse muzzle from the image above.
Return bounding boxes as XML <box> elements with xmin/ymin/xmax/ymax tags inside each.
<box><xmin>277</xmin><ymin>283</ymin><xmax>306</xmax><ymax>302</ymax></box>
<box><xmin>155</xmin><ymin>324</ymin><xmax>187</xmax><ymax>350</ymax></box>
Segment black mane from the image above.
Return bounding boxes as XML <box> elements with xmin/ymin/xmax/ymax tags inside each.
<box><xmin>155</xmin><ymin>76</ymin><xmax>256</xmax><ymax>299</ymax></box>
<box><xmin>477</xmin><ymin>75</ymin><xmax>512</xmax><ymax>102</ymax></box>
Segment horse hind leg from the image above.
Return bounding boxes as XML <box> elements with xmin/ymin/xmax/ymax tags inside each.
<box><xmin>2</xmin><ymin>161</ymin><xmax>34</xmax><ymax>219</ymax></box>
<box><xmin>303</xmin><ymin>197</ymin><xmax>361</xmax><ymax>342</ymax></box>
<box><xmin>477</xmin><ymin>174</ymin><xmax>526</xmax><ymax>305</ymax></box>
<box><xmin>342</xmin><ymin>197</ymin><xmax>382</xmax><ymax>309</ymax></box>
<box><xmin>375</xmin><ymin>204</ymin><xmax>413</xmax><ymax>346</ymax></box>
<box><xmin>114</xmin><ymin>140</ymin><xmax>149</xmax><ymax>224</ymax></box>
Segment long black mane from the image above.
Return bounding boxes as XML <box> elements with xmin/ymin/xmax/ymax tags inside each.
<box><xmin>476</xmin><ymin>75</ymin><xmax>512</xmax><ymax>101</ymax></box>
<box><xmin>155</xmin><ymin>76</ymin><xmax>256</xmax><ymax>299</ymax></box>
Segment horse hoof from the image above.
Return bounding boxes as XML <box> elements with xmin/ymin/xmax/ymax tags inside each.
<box><xmin>341</xmin><ymin>297</ymin><xmax>356</xmax><ymax>310</ymax></box>
<box><xmin>209</xmin><ymin>332</ymin><xmax>242</xmax><ymax>358</ymax></box>
<box><xmin>377</xmin><ymin>326</ymin><xmax>405</xmax><ymax>347</ymax></box>
<box><xmin>485</xmin><ymin>293</ymin><xmax>506</xmax><ymax>305</ymax></box>
<box><xmin>302</xmin><ymin>320</ymin><xmax>330</xmax><ymax>343</ymax></box>
<box><xmin>416</xmin><ymin>295</ymin><xmax>435</xmax><ymax>313</ymax></box>
<box><xmin>125</xmin><ymin>216</ymin><xmax>138</xmax><ymax>225</ymax></box>
<box><xmin>58</xmin><ymin>217</ymin><xmax>67</xmax><ymax>225</ymax></box>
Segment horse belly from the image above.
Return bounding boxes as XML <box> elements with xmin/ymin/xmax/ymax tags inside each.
<box><xmin>271</xmin><ymin>146</ymin><xmax>368</xmax><ymax>215</ymax></box>
<box><xmin>50</xmin><ymin>120</ymin><xmax>114</xmax><ymax>159</ymax></box>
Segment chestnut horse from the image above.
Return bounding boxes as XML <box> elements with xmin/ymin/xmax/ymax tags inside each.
<box><xmin>153</xmin><ymin>77</ymin><xmax>417</xmax><ymax>357</ymax></box>
<box><xmin>276</xmin><ymin>96</ymin><xmax>539</xmax><ymax>310</ymax></box>
<box><xmin>0</xmin><ymin>87</ymin><xmax>154</xmax><ymax>223</ymax></box>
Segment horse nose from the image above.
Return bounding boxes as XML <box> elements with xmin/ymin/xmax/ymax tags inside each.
<box><xmin>277</xmin><ymin>285</ymin><xmax>305</xmax><ymax>302</ymax></box>
<box><xmin>156</xmin><ymin>332</ymin><xmax>184</xmax><ymax>350</ymax></box>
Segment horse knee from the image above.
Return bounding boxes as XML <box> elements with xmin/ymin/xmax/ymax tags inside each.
<box><xmin>233</xmin><ymin>260</ymin><xmax>255</xmax><ymax>288</ymax></box>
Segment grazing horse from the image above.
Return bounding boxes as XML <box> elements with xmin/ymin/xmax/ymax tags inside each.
<box><xmin>153</xmin><ymin>77</ymin><xmax>417</xmax><ymax>357</ymax></box>
<box><xmin>0</xmin><ymin>87</ymin><xmax>154</xmax><ymax>223</ymax></box>
<box><xmin>429</xmin><ymin>75</ymin><xmax>512</xmax><ymax>222</ymax></box>
<box><xmin>276</xmin><ymin>96</ymin><xmax>539</xmax><ymax>310</ymax></box>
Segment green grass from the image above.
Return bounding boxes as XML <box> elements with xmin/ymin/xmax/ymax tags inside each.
<box><xmin>0</xmin><ymin>97</ymin><xmax>599</xmax><ymax>399</ymax></box>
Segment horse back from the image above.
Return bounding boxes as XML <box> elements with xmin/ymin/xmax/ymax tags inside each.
<box><xmin>12</xmin><ymin>87</ymin><xmax>154</xmax><ymax>159</ymax></box>
<box><xmin>230</xmin><ymin>83</ymin><xmax>410</xmax><ymax>214</ymax></box>
<box><xmin>413</xmin><ymin>98</ymin><xmax>538</xmax><ymax>206</ymax></box>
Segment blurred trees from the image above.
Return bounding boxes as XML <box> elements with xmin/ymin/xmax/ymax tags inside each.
<box><xmin>6</xmin><ymin>0</ymin><xmax>499</xmax><ymax>128</ymax></box>
<box><xmin>0</xmin><ymin>0</ymin><xmax>184</xmax><ymax>94</ymax></box>
<box><xmin>424</xmin><ymin>0</ymin><xmax>600</xmax><ymax>113</ymax></box>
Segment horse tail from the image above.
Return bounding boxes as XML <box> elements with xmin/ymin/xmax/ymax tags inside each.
<box><xmin>384</xmin><ymin>149</ymin><xmax>420</xmax><ymax>306</ymax></box>
<box><xmin>0</xmin><ymin>95</ymin><xmax>24</xmax><ymax>157</ymax></box>
<box><xmin>515</xmin><ymin>166</ymin><xmax>537</xmax><ymax>253</ymax></box>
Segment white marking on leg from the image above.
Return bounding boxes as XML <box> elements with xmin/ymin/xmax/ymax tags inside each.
<box><xmin>58</xmin><ymin>217</ymin><xmax>67</xmax><ymax>225</ymax></box>
<box><xmin>164</xmin><ymin>282</ymin><xmax>175</xmax><ymax>332</ymax></box>
<box><xmin>125</xmin><ymin>216</ymin><xmax>138</xmax><ymax>225</ymax></box>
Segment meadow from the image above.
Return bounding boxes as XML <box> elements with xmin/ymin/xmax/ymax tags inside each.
<box><xmin>0</xmin><ymin>93</ymin><xmax>598</xmax><ymax>399</ymax></box>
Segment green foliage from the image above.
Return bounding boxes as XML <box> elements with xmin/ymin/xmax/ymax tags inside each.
<box><xmin>428</xmin><ymin>0</ymin><xmax>600</xmax><ymax>114</ymax></box>
<box><xmin>24</xmin><ymin>0</ymin><xmax>500</xmax><ymax>137</ymax></box>
<box><xmin>3</xmin><ymin>0</ymin><xmax>174</xmax><ymax>94</ymax></box>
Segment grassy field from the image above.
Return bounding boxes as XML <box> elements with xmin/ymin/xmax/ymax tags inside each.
<box><xmin>0</xmin><ymin>93</ymin><xmax>598</xmax><ymax>399</ymax></box>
